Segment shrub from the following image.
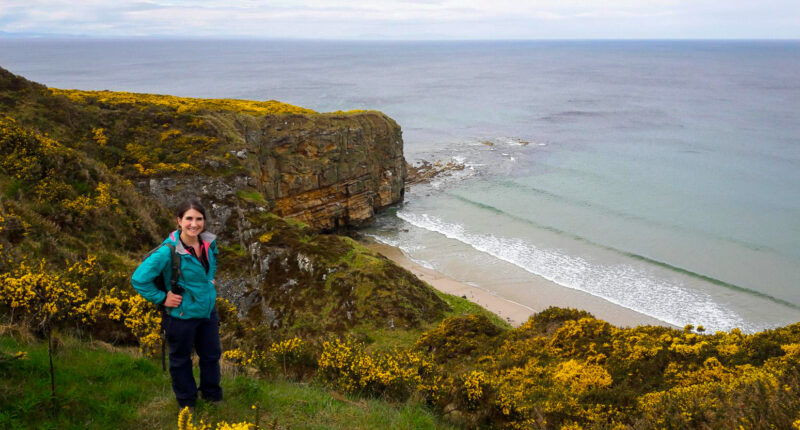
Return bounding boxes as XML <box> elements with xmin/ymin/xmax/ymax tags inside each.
<box><xmin>415</xmin><ymin>314</ymin><xmax>504</xmax><ymax>363</ymax></box>
<box><xmin>318</xmin><ymin>337</ymin><xmax>433</xmax><ymax>400</ymax></box>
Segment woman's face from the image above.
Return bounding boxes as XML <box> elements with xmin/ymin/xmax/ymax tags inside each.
<box><xmin>177</xmin><ymin>208</ymin><xmax>205</xmax><ymax>240</ymax></box>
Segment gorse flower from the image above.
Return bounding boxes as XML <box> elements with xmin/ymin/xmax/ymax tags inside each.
<box><xmin>51</xmin><ymin>88</ymin><xmax>315</xmax><ymax>116</ymax></box>
<box><xmin>91</xmin><ymin>127</ymin><xmax>107</xmax><ymax>146</ymax></box>
<box><xmin>463</xmin><ymin>370</ymin><xmax>489</xmax><ymax>404</ymax></box>
<box><xmin>177</xmin><ymin>406</ymin><xmax>256</xmax><ymax>430</ymax></box>
<box><xmin>552</xmin><ymin>360</ymin><xmax>612</xmax><ymax>394</ymax></box>
<box><xmin>318</xmin><ymin>337</ymin><xmax>433</xmax><ymax>400</ymax></box>
<box><xmin>270</xmin><ymin>337</ymin><xmax>303</xmax><ymax>357</ymax></box>
<box><xmin>0</xmin><ymin>259</ymin><xmax>86</xmax><ymax>327</ymax></box>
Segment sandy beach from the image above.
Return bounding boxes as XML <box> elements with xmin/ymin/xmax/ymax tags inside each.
<box><xmin>363</xmin><ymin>240</ymin><xmax>674</xmax><ymax>329</ymax></box>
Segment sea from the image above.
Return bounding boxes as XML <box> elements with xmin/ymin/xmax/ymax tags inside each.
<box><xmin>2</xmin><ymin>39</ymin><xmax>799</xmax><ymax>332</ymax></box>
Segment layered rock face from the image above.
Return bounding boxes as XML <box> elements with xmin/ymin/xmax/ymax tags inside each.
<box><xmin>137</xmin><ymin>112</ymin><xmax>405</xmax><ymax>232</ymax></box>
<box><xmin>253</xmin><ymin>113</ymin><xmax>405</xmax><ymax>230</ymax></box>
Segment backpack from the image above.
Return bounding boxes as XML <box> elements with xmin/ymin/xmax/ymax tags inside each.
<box><xmin>141</xmin><ymin>243</ymin><xmax>184</xmax><ymax>371</ymax></box>
<box><xmin>142</xmin><ymin>243</ymin><xmax>184</xmax><ymax>296</ymax></box>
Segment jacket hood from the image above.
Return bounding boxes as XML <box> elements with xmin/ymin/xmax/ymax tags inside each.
<box><xmin>164</xmin><ymin>230</ymin><xmax>217</xmax><ymax>255</ymax></box>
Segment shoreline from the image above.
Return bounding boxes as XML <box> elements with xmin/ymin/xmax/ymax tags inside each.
<box><xmin>363</xmin><ymin>239</ymin><xmax>675</xmax><ymax>329</ymax></box>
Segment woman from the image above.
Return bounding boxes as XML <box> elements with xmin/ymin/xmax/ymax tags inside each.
<box><xmin>131</xmin><ymin>199</ymin><xmax>222</xmax><ymax>410</ymax></box>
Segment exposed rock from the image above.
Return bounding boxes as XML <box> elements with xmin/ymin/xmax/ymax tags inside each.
<box><xmin>139</xmin><ymin>175</ymin><xmax>250</xmax><ymax>233</ymax></box>
<box><xmin>213</xmin><ymin>211</ymin><xmax>448</xmax><ymax>339</ymax></box>
<box><xmin>141</xmin><ymin>112</ymin><xmax>405</xmax><ymax>231</ymax></box>
<box><xmin>405</xmin><ymin>159</ymin><xmax>466</xmax><ymax>187</ymax></box>
<box><xmin>254</xmin><ymin>113</ymin><xmax>406</xmax><ymax>230</ymax></box>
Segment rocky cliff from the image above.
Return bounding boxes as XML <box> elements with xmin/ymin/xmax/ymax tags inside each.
<box><xmin>257</xmin><ymin>114</ymin><xmax>405</xmax><ymax>229</ymax></box>
<box><xmin>137</xmin><ymin>112</ymin><xmax>405</xmax><ymax>231</ymax></box>
<box><xmin>64</xmin><ymin>97</ymin><xmax>404</xmax><ymax>234</ymax></box>
<box><xmin>0</xmin><ymin>66</ymin><xmax>446</xmax><ymax>339</ymax></box>
<box><xmin>2</xmin><ymin>67</ymin><xmax>404</xmax><ymax>231</ymax></box>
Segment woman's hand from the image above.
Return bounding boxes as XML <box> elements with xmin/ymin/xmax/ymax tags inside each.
<box><xmin>164</xmin><ymin>291</ymin><xmax>182</xmax><ymax>308</ymax></box>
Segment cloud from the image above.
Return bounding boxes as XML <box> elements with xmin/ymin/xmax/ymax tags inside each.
<box><xmin>1</xmin><ymin>0</ymin><xmax>798</xmax><ymax>38</ymax></box>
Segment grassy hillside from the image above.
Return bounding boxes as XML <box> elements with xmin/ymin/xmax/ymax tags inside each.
<box><xmin>0</xmin><ymin>333</ymin><xmax>455</xmax><ymax>430</ymax></box>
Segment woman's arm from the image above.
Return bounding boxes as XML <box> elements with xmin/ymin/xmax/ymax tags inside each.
<box><xmin>131</xmin><ymin>245</ymin><xmax>171</xmax><ymax>305</ymax></box>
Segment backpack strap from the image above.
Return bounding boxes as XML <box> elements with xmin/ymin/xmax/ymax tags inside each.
<box><xmin>159</xmin><ymin>243</ymin><xmax>183</xmax><ymax>373</ymax></box>
<box><xmin>164</xmin><ymin>243</ymin><xmax>184</xmax><ymax>295</ymax></box>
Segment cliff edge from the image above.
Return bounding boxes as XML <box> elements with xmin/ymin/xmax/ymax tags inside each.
<box><xmin>1</xmin><ymin>67</ymin><xmax>405</xmax><ymax>231</ymax></box>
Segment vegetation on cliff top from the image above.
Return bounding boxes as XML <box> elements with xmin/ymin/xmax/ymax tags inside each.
<box><xmin>50</xmin><ymin>88</ymin><xmax>317</xmax><ymax>116</ymax></box>
<box><xmin>0</xmin><ymin>115</ymin><xmax>171</xmax><ymax>263</ymax></box>
<box><xmin>2</xmin><ymin>67</ymin><xmax>393</xmax><ymax>182</ymax></box>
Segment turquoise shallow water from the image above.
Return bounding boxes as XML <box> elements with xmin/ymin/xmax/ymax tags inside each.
<box><xmin>3</xmin><ymin>39</ymin><xmax>799</xmax><ymax>331</ymax></box>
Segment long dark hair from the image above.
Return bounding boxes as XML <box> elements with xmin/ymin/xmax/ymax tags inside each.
<box><xmin>176</xmin><ymin>199</ymin><xmax>207</xmax><ymax>220</ymax></box>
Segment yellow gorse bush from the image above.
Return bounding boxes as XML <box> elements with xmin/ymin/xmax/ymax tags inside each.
<box><xmin>0</xmin><ymin>252</ymin><xmax>162</xmax><ymax>355</ymax></box>
<box><xmin>403</xmin><ymin>307</ymin><xmax>800</xmax><ymax>428</ymax></box>
<box><xmin>0</xmin><ymin>259</ymin><xmax>86</xmax><ymax>327</ymax></box>
<box><xmin>223</xmin><ymin>336</ymin><xmax>312</xmax><ymax>379</ymax></box>
<box><xmin>51</xmin><ymin>89</ymin><xmax>316</xmax><ymax>116</ymax></box>
<box><xmin>318</xmin><ymin>337</ymin><xmax>433</xmax><ymax>399</ymax></box>
<box><xmin>79</xmin><ymin>288</ymin><xmax>162</xmax><ymax>356</ymax></box>
<box><xmin>0</xmin><ymin>116</ymin><xmax>64</xmax><ymax>182</ymax></box>
<box><xmin>552</xmin><ymin>359</ymin><xmax>613</xmax><ymax>394</ymax></box>
<box><xmin>91</xmin><ymin>127</ymin><xmax>107</xmax><ymax>146</ymax></box>
<box><xmin>637</xmin><ymin>364</ymin><xmax>782</xmax><ymax>427</ymax></box>
<box><xmin>223</xmin><ymin>348</ymin><xmax>251</xmax><ymax>370</ymax></box>
<box><xmin>0</xmin><ymin>116</ymin><xmax>126</xmax><ymax>228</ymax></box>
<box><xmin>177</xmin><ymin>407</ymin><xmax>256</xmax><ymax>430</ymax></box>
<box><xmin>270</xmin><ymin>337</ymin><xmax>303</xmax><ymax>357</ymax></box>
<box><xmin>62</xmin><ymin>182</ymin><xmax>123</xmax><ymax>216</ymax></box>
<box><xmin>462</xmin><ymin>370</ymin><xmax>489</xmax><ymax>405</ymax></box>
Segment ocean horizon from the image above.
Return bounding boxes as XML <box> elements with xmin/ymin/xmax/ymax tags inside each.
<box><xmin>3</xmin><ymin>38</ymin><xmax>799</xmax><ymax>332</ymax></box>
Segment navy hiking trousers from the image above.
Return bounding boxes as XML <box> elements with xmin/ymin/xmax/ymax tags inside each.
<box><xmin>164</xmin><ymin>307</ymin><xmax>223</xmax><ymax>408</ymax></box>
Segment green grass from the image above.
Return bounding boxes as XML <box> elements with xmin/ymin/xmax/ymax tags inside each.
<box><xmin>350</xmin><ymin>325</ymin><xmax>427</xmax><ymax>352</ymax></box>
<box><xmin>235</xmin><ymin>189</ymin><xmax>267</xmax><ymax>204</ymax></box>
<box><xmin>1</xmin><ymin>176</ymin><xmax>25</xmax><ymax>199</ymax></box>
<box><xmin>218</xmin><ymin>243</ymin><xmax>248</xmax><ymax>258</ymax></box>
<box><xmin>283</xmin><ymin>217</ymin><xmax>310</xmax><ymax>231</ymax></box>
<box><xmin>0</xmin><ymin>335</ymin><xmax>456</xmax><ymax>430</ymax></box>
<box><xmin>351</xmin><ymin>292</ymin><xmax>512</xmax><ymax>353</ymax></box>
<box><xmin>435</xmin><ymin>290</ymin><xmax>512</xmax><ymax>330</ymax></box>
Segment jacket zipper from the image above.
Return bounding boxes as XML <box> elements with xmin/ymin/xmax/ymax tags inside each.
<box><xmin>180</xmin><ymin>253</ymin><xmax>212</xmax><ymax>317</ymax></box>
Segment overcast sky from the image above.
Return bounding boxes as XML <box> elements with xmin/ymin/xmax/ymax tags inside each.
<box><xmin>1</xmin><ymin>0</ymin><xmax>798</xmax><ymax>40</ymax></box>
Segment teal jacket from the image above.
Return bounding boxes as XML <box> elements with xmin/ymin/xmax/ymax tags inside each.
<box><xmin>132</xmin><ymin>230</ymin><xmax>219</xmax><ymax>320</ymax></box>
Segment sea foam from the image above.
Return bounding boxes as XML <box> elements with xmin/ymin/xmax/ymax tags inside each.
<box><xmin>397</xmin><ymin>211</ymin><xmax>758</xmax><ymax>332</ymax></box>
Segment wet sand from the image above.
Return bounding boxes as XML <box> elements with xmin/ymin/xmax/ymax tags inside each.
<box><xmin>364</xmin><ymin>240</ymin><xmax>674</xmax><ymax>329</ymax></box>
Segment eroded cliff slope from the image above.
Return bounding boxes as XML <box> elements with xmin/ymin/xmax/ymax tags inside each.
<box><xmin>0</xmin><ymin>66</ymin><xmax>445</xmax><ymax>339</ymax></box>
